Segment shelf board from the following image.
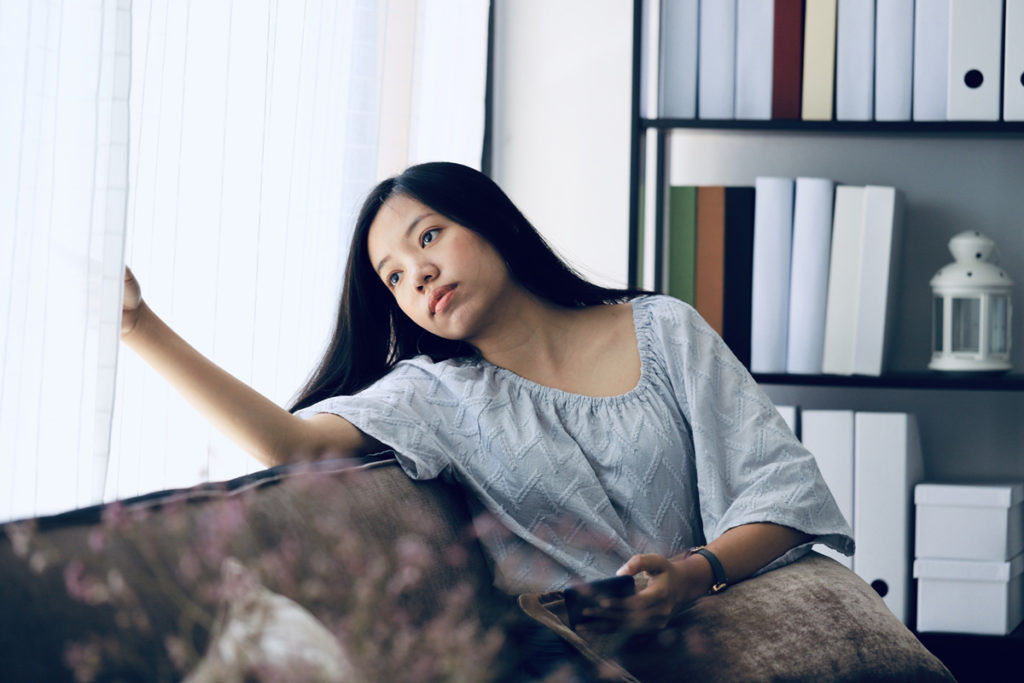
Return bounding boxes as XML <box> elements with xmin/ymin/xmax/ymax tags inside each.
<box><xmin>752</xmin><ymin>372</ymin><xmax>1024</xmax><ymax>391</ymax></box>
<box><xmin>641</xmin><ymin>118</ymin><xmax>1024</xmax><ymax>135</ymax></box>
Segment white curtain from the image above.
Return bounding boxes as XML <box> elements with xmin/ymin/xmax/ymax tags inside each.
<box><xmin>0</xmin><ymin>0</ymin><xmax>130</xmax><ymax>521</ymax></box>
<box><xmin>0</xmin><ymin>0</ymin><xmax>489</xmax><ymax>522</ymax></box>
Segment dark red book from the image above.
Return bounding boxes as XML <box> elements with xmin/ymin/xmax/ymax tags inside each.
<box><xmin>772</xmin><ymin>0</ymin><xmax>805</xmax><ymax>119</ymax></box>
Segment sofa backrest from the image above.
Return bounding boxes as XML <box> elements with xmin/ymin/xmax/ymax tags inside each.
<box><xmin>0</xmin><ymin>456</ymin><xmax>511</xmax><ymax>681</ymax></box>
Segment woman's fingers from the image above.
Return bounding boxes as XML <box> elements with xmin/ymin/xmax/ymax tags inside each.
<box><xmin>584</xmin><ymin>554</ymin><xmax>683</xmax><ymax>631</ymax></box>
<box><xmin>616</xmin><ymin>553</ymin><xmax>671</xmax><ymax>577</ymax></box>
<box><xmin>121</xmin><ymin>266</ymin><xmax>143</xmax><ymax>336</ymax></box>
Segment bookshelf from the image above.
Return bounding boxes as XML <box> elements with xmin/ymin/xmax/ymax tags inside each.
<box><xmin>628</xmin><ymin>2</ymin><xmax>1024</xmax><ymax>680</ymax></box>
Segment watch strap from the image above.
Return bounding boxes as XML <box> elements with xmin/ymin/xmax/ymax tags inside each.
<box><xmin>691</xmin><ymin>546</ymin><xmax>728</xmax><ymax>593</ymax></box>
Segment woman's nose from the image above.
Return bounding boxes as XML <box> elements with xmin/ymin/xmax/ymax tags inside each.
<box><xmin>412</xmin><ymin>263</ymin><xmax>438</xmax><ymax>290</ymax></box>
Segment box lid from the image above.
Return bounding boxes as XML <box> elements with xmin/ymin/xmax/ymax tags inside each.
<box><xmin>915</xmin><ymin>482</ymin><xmax>1024</xmax><ymax>508</ymax></box>
<box><xmin>914</xmin><ymin>553</ymin><xmax>1024</xmax><ymax>582</ymax></box>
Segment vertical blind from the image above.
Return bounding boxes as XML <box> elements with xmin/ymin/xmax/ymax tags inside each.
<box><xmin>0</xmin><ymin>0</ymin><xmax>489</xmax><ymax>522</ymax></box>
<box><xmin>107</xmin><ymin>0</ymin><xmax>383</xmax><ymax>498</ymax></box>
<box><xmin>0</xmin><ymin>0</ymin><xmax>131</xmax><ymax>520</ymax></box>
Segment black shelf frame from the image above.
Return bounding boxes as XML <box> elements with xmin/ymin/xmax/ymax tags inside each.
<box><xmin>642</xmin><ymin>118</ymin><xmax>1024</xmax><ymax>134</ymax></box>
<box><xmin>752</xmin><ymin>372</ymin><xmax>1024</xmax><ymax>392</ymax></box>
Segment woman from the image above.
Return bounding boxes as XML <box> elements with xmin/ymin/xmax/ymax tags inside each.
<box><xmin>122</xmin><ymin>161</ymin><xmax>852</xmax><ymax>636</ymax></box>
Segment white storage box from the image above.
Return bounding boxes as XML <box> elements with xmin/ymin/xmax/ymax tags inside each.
<box><xmin>915</xmin><ymin>482</ymin><xmax>1024</xmax><ymax>561</ymax></box>
<box><xmin>914</xmin><ymin>553</ymin><xmax>1024</xmax><ymax>635</ymax></box>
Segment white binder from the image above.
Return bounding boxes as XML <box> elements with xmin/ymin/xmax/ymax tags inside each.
<box><xmin>853</xmin><ymin>412</ymin><xmax>924</xmax><ymax>625</ymax></box>
<box><xmin>874</xmin><ymin>0</ymin><xmax>914</xmax><ymax>121</ymax></box>
<box><xmin>659</xmin><ymin>0</ymin><xmax>699</xmax><ymax>118</ymax></box>
<box><xmin>913</xmin><ymin>0</ymin><xmax>950</xmax><ymax>121</ymax></box>
<box><xmin>821</xmin><ymin>185</ymin><xmax>866</xmax><ymax>376</ymax></box>
<box><xmin>802</xmin><ymin>410</ymin><xmax>855</xmax><ymax>569</ymax></box>
<box><xmin>786</xmin><ymin>177</ymin><xmax>835</xmax><ymax>375</ymax></box>
<box><xmin>750</xmin><ymin>177</ymin><xmax>795</xmax><ymax>374</ymax></box>
<box><xmin>947</xmin><ymin>0</ymin><xmax>1004</xmax><ymax>120</ymax></box>
<box><xmin>736</xmin><ymin>0</ymin><xmax>775</xmax><ymax>120</ymax></box>
<box><xmin>698</xmin><ymin>0</ymin><xmax>737</xmax><ymax>119</ymax></box>
<box><xmin>835</xmin><ymin>0</ymin><xmax>875</xmax><ymax>121</ymax></box>
<box><xmin>1005</xmin><ymin>0</ymin><xmax>1024</xmax><ymax>121</ymax></box>
<box><xmin>853</xmin><ymin>186</ymin><xmax>903</xmax><ymax>376</ymax></box>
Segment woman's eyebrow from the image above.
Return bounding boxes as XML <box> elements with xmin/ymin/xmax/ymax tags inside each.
<box><xmin>374</xmin><ymin>212</ymin><xmax>434</xmax><ymax>275</ymax></box>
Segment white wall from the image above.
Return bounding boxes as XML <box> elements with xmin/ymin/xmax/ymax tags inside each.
<box><xmin>490</xmin><ymin>0</ymin><xmax>632</xmax><ymax>288</ymax></box>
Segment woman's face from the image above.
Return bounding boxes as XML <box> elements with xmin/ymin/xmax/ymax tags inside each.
<box><xmin>366</xmin><ymin>194</ymin><xmax>516</xmax><ymax>342</ymax></box>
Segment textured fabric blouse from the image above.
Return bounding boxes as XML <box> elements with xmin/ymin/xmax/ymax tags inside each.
<box><xmin>297</xmin><ymin>295</ymin><xmax>853</xmax><ymax>593</ymax></box>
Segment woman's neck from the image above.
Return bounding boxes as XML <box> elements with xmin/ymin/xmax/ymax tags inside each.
<box><xmin>470</xmin><ymin>294</ymin><xmax>639</xmax><ymax>397</ymax></box>
<box><xmin>471</xmin><ymin>294</ymin><xmax>579</xmax><ymax>373</ymax></box>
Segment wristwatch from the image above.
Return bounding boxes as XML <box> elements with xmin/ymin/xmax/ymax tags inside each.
<box><xmin>690</xmin><ymin>545</ymin><xmax>728</xmax><ymax>593</ymax></box>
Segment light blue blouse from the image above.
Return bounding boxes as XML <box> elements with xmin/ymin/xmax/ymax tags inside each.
<box><xmin>298</xmin><ymin>295</ymin><xmax>853</xmax><ymax>592</ymax></box>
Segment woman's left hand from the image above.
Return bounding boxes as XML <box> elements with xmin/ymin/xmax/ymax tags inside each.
<box><xmin>582</xmin><ymin>552</ymin><xmax>712</xmax><ymax>632</ymax></box>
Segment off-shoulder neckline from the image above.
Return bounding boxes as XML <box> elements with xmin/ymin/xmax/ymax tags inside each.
<box><xmin>471</xmin><ymin>295</ymin><xmax>659</xmax><ymax>406</ymax></box>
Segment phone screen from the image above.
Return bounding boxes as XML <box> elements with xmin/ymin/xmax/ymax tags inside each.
<box><xmin>563</xmin><ymin>575</ymin><xmax>636</xmax><ymax>629</ymax></box>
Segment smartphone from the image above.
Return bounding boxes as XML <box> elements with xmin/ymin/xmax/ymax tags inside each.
<box><xmin>563</xmin><ymin>575</ymin><xmax>636</xmax><ymax>629</ymax></box>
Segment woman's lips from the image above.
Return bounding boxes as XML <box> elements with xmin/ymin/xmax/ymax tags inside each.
<box><xmin>429</xmin><ymin>284</ymin><xmax>457</xmax><ymax>315</ymax></box>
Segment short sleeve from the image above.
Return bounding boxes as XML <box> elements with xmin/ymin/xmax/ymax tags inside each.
<box><xmin>647</xmin><ymin>297</ymin><xmax>854</xmax><ymax>559</ymax></box>
<box><xmin>294</xmin><ymin>359</ymin><xmax>460</xmax><ymax>481</ymax></box>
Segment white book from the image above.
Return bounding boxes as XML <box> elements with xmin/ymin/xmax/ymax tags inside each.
<box><xmin>698</xmin><ymin>0</ymin><xmax>737</xmax><ymax>119</ymax></box>
<box><xmin>874</xmin><ymin>0</ymin><xmax>914</xmax><ymax>121</ymax></box>
<box><xmin>802</xmin><ymin>0</ymin><xmax>839</xmax><ymax>121</ymax></box>
<box><xmin>659</xmin><ymin>0</ymin><xmax>699</xmax><ymax>118</ymax></box>
<box><xmin>947</xmin><ymin>0</ymin><xmax>1004</xmax><ymax>121</ymax></box>
<box><xmin>750</xmin><ymin>177</ymin><xmax>795</xmax><ymax>374</ymax></box>
<box><xmin>786</xmin><ymin>177</ymin><xmax>836</xmax><ymax>374</ymax></box>
<box><xmin>802</xmin><ymin>410</ymin><xmax>855</xmax><ymax>568</ymax></box>
<box><xmin>913</xmin><ymin>0</ymin><xmax>950</xmax><ymax>121</ymax></box>
<box><xmin>835</xmin><ymin>0</ymin><xmax>875</xmax><ymax>121</ymax></box>
<box><xmin>853</xmin><ymin>412</ymin><xmax>924</xmax><ymax>624</ymax></box>
<box><xmin>1005</xmin><ymin>0</ymin><xmax>1024</xmax><ymax>121</ymax></box>
<box><xmin>821</xmin><ymin>185</ymin><xmax>866</xmax><ymax>376</ymax></box>
<box><xmin>735</xmin><ymin>0</ymin><xmax>775</xmax><ymax>120</ymax></box>
<box><xmin>853</xmin><ymin>186</ymin><xmax>903</xmax><ymax>376</ymax></box>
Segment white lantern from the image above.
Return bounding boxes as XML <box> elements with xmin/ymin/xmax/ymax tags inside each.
<box><xmin>929</xmin><ymin>231</ymin><xmax>1013</xmax><ymax>372</ymax></box>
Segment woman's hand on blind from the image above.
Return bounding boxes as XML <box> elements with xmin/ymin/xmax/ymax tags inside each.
<box><xmin>121</xmin><ymin>266</ymin><xmax>143</xmax><ymax>338</ymax></box>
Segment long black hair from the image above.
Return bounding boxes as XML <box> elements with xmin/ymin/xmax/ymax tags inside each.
<box><xmin>290</xmin><ymin>161</ymin><xmax>647</xmax><ymax>412</ymax></box>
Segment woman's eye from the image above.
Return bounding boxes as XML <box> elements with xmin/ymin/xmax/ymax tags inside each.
<box><xmin>388</xmin><ymin>272</ymin><xmax>401</xmax><ymax>287</ymax></box>
<box><xmin>421</xmin><ymin>228</ymin><xmax>440</xmax><ymax>246</ymax></box>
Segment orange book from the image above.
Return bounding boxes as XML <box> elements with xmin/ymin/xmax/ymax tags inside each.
<box><xmin>695</xmin><ymin>186</ymin><xmax>726</xmax><ymax>335</ymax></box>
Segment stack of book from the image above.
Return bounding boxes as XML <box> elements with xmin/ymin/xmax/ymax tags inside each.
<box><xmin>666</xmin><ymin>177</ymin><xmax>903</xmax><ymax>377</ymax></box>
<box><xmin>659</xmin><ymin>0</ymin><xmax>1024</xmax><ymax>122</ymax></box>
<box><xmin>800</xmin><ymin>409</ymin><xmax>924</xmax><ymax>624</ymax></box>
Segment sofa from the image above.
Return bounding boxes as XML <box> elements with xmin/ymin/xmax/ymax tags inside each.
<box><xmin>0</xmin><ymin>455</ymin><xmax>955</xmax><ymax>682</ymax></box>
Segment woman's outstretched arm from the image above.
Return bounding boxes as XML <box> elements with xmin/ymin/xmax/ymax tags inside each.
<box><xmin>120</xmin><ymin>268</ymin><xmax>374</xmax><ymax>467</ymax></box>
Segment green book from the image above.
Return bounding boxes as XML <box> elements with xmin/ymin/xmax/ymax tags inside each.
<box><xmin>667</xmin><ymin>186</ymin><xmax>697</xmax><ymax>305</ymax></box>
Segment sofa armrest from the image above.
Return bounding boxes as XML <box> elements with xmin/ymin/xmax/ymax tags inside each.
<box><xmin>525</xmin><ymin>552</ymin><xmax>955</xmax><ymax>682</ymax></box>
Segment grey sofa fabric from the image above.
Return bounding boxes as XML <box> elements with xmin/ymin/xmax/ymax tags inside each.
<box><xmin>0</xmin><ymin>457</ymin><xmax>511</xmax><ymax>681</ymax></box>
<box><xmin>1</xmin><ymin>456</ymin><xmax>954</xmax><ymax>682</ymax></box>
<box><xmin>522</xmin><ymin>552</ymin><xmax>956</xmax><ymax>682</ymax></box>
